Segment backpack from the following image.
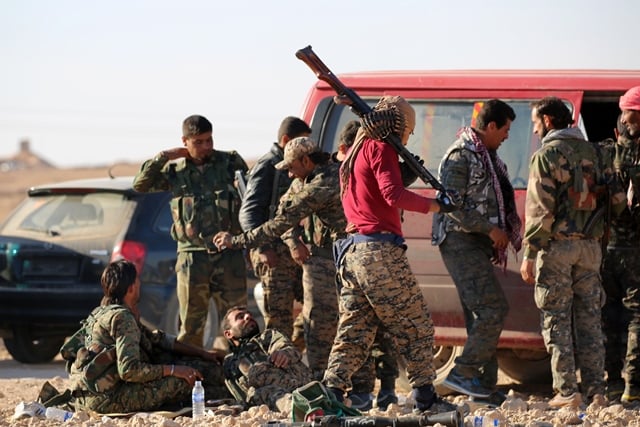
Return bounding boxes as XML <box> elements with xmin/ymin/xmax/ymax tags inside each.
<box><xmin>291</xmin><ymin>381</ymin><xmax>361</xmax><ymax>422</ymax></box>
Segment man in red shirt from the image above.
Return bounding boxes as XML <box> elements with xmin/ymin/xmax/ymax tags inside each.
<box><xmin>322</xmin><ymin>96</ymin><xmax>458</xmax><ymax>414</ymax></box>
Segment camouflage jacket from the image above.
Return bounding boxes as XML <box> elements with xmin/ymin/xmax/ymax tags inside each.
<box><xmin>133</xmin><ymin>150</ymin><xmax>248</xmax><ymax>252</ymax></box>
<box><xmin>606</xmin><ymin>135</ymin><xmax>640</xmax><ymax>247</ymax></box>
<box><xmin>62</xmin><ymin>304</ymin><xmax>175</xmax><ymax>394</ymax></box>
<box><xmin>223</xmin><ymin>328</ymin><xmax>312</xmax><ymax>406</ymax></box>
<box><xmin>432</xmin><ymin>130</ymin><xmax>504</xmax><ymax>245</ymax></box>
<box><xmin>523</xmin><ymin>128</ymin><xmax>626</xmax><ymax>259</ymax></box>
<box><xmin>231</xmin><ymin>161</ymin><xmax>346</xmax><ymax>250</ymax></box>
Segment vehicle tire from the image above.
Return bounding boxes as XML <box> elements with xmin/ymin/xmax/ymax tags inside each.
<box><xmin>396</xmin><ymin>345</ymin><xmax>463</xmax><ymax>395</ymax></box>
<box><xmin>3</xmin><ymin>329</ymin><xmax>65</xmax><ymax>364</ymax></box>
<box><xmin>497</xmin><ymin>349</ymin><xmax>551</xmax><ymax>384</ymax></box>
<box><xmin>164</xmin><ymin>296</ymin><xmax>219</xmax><ymax>350</ymax></box>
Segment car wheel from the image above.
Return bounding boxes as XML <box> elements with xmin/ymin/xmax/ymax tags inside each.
<box><xmin>3</xmin><ymin>328</ymin><xmax>65</xmax><ymax>364</ymax></box>
<box><xmin>396</xmin><ymin>345</ymin><xmax>463</xmax><ymax>395</ymax></box>
<box><xmin>497</xmin><ymin>348</ymin><xmax>551</xmax><ymax>384</ymax></box>
<box><xmin>164</xmin><ymin>296</ymin><xmax>219</xmax><ymax>350</ymax></box>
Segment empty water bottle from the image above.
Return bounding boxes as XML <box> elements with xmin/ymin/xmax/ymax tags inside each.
<box><xmin>45</xmin><ymin>407</ymin><xmax>73</xmax><ymax>422</ymax></box>
<box><xmin>192</xmin><ymin>380</ymin><xmax>205</xmax><ymax>419</ymax></box>
<box><xmin>471</xmin><ymin>415</ymin><xmax>499</xmax><ymax>427</ymax></box>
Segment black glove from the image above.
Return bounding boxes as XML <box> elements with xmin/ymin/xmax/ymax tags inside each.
<box><xmin>436</xmin><ymin>191</ymin><xmax>460</xmax><ymax>213</ymax></box>
<box><xmin>399</xmin><ymin>155</ymin><xmax>424</xmax><ymax>187</ymax></box>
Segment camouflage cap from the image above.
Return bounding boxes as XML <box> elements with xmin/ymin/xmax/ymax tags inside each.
<box><xmin>275</xmin><ymin>136</ymin><xmax>320</xmax><ymax>170</ymax></box>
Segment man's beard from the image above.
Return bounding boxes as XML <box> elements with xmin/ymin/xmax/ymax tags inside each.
<box><xmin>238</xmin><ymin>320</ymin><xmax>260</xmax><ymax>340</ymax></box>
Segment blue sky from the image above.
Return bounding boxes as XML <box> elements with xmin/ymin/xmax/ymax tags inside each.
<box><xmin>1</xmin><ymin>0</ymin><xmax>639</xmax><ymax>167</ymax></box>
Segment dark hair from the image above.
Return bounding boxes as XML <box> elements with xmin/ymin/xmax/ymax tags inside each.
<box><xmin>530</xmin><ymin>97</ymin><xmax>574</xmax><ymax>129</ymax></box>
<box><xmin>221</xmin><ymin>305</ymin><xmax>248</xmax><ymax>332</ymax></box>
<box><xmin>339</xmin><ymin>120</ymin><xmax>361</xmax><ymax>148</ymax></box>
<box><xmin>182</xmin><ymin>115</ymin><xmax>213</xmax><ymax>137</ymax></box>
<box><xmin>475</xmin><ymin>99</ymin><xmax>516</xmax><ymax>130</ymax></box>
<box><xmin>277</xmin><ymin>116</ymin><xmax>312</xmax><ymax>142</ymax></box>
<box><xmin>100</xmin><ymin>259</ymin><xmax>137</xmax><ymax>305</ymax></box>
<box><xmin>307</xmin><ymin>151</ymin><xmax>331</xmax><ymax>165</ymax></box>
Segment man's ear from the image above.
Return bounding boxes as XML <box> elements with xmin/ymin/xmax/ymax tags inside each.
<box><xmin>223</xmin><ymin>329</ymin><xmax>233</xmax><ymax>340</ymax></box>
<box><xmin>181</xmin><ymin>136</ymin><xmax>188</xmax><ymax>146</ymax></box>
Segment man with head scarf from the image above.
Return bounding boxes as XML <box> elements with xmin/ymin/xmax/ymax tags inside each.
<box><xmin>433</xmin><ymin>99</ymin><xmax>520</xmax><ymax>402</ymax></box>
<box><xmin>603</xmin><ymin>86</ymin><xmax>640</xmax><ymax>404</ymax></box>
<box><xmin>322</xmin><ymin>96</ymin><xmax>459</xmax><ymax>415</ymax></box>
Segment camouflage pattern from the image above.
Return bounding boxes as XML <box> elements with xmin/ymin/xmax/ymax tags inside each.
<box><xmin>249</xmin><ymin>244</ymin><xmax>302</xmax><ymax>339</ymax></box>
<box><xmin>523</xmin><ymin>128</ymin><xmax>623</xmax><ymax>398</ymax></box>
<box><xmin>223</xmin><ymin>328</ymin><xmax>313</xmax><ymax>412</ymax></box>
<box><xmin>301</xmin><ymin>255</ymin><xmax>339</xmax><ymax>379</ymax></box>
<box><xmin>241</xmin><ymin>142</ymin><xmax>303</xmax><ymax>343</ymax></box>
<box><xmin>432</xmin><ymin>134</ymin><xmax>502</xmax><ymax>244</ymax></box>
<box><xmin>67</xmin><ymin>304</ymin><xmax>228</xmax><ymax>413</ymax></box>
<box><xmin>601</xmin><ymin>134</ymin><xmax>640</xmax><ymax>388</ymax></box>
<box><xmin>176</xmin><ymin>250</ymin><xmax>247</xmax><ymax>347</ymax></box>
<box><xmin>523</xmin><ymin>128</ymin><xmax>625</xmax><ymax>258</ymax></box>
<box><xmin>133</xmin><ymin>150</ymin><xmax>249</xmax><ymax>346</ymax></box>
<box><xmin>438</xmin><ymin>231</ymin><xmax>507</xmax><ymax>385</ymax></box>
<box><xmin>350</xmin><ymin>325</ymin><xmax>399</xmax><ymax>394</ymax></box>
<box><xmin>431</xmin><ymin>130</ymin><xmax>513</xmax><ymax>387</ymax></box>
<box><xmin>323</xmin><ymin>240</ymin><xmax>436</xmax><ymax>391</ymax></box>
<box><xmin>231</xmin><ymin>162</ymin><xmax>346</xmax><ymax>250</ymax></box>
<box><xmin>535</xmin><ymin>239</ymin><xmax>605</xmax><ymax>397</ymax></box>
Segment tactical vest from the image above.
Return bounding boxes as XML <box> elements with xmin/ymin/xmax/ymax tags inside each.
<box><xmin>167</xmin><ymin>151</ymin><xmax>243</xmax><ymax>250</ymax></box>
<box><xmin>222</xmin><ymin>338</ymin><xmax>271</xmax><ymax>403</ymax></box>
<box><xmin>61</xmin><ymin>305</ymin><xmax>129</xmax><ymax>393</ymax></box>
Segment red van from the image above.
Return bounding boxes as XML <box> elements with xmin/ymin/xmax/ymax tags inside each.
<box><xmin>298</xmin><ymin>69</ymin><xmax>640</xmax><ymax>386</ymax></box>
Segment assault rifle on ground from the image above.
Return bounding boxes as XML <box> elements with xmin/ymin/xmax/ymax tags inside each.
<box><xmin>295</xmin><ymin>45</ymin><xmax>461</xmax><ymax>209</ymax></box>
<box><xmin>261</xmin><ymin>411</ymin><xmax>463</xmax><ymax>427</ymax></box>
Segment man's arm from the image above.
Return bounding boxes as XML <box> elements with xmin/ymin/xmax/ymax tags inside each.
<box><xmin>522</xmin><ymin>151</ymin><xmax>556</xmax><ymax>260</ymax></box>
<box><xmin>239</xmin><ymin>159</ymin><xmax>274</xmax><ymax>232</ymax></box>
<box><xmin>132</xmin><ymin>147</ymin><xmax>191</xmax><ymax>193</ymax></box>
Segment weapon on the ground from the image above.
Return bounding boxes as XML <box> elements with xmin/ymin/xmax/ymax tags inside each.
<box><xmin>295</xmin><ymin>45</ymin><xmax>461</xmax><ymax>209</ymax></box>
<box><xmin>261</xmin><ymin>411</ymin><xmax>463</xmax><ymax>427</ymax></box>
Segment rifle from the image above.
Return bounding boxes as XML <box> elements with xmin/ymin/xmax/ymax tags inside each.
<box><xmin>261</xmin><ymin>411</ymin><xmax>463</xmax><ymax>427</ymax></box>
<box><xmin>295</xmin><ymin>46</ymin><xmax>461</xmax><ymax>209</ymax></box>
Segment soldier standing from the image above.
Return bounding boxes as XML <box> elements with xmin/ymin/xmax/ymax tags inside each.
<box><xmin>605</xmin><ymin>86</ymin><xmax>640</xmax><ymax>404</ymax></box>
<box><xmin>520</xmin><ymin>97</ymin><xmax>626</xmax><ymax>408</ymax></box>
<box><xmin>322</xmin><ymin>95</ymin><xmax>458</xmax><ymax>414</ymax></box>
<box><xmin>433</xmin><ymin>99</ymin><xmax>521</xmax><ymax>401</ymax></box>
<box><xmin>133</xmin><ymin>115</ymin><xmax>249</xmax><ymax>347</ymax></box>
<box><xmin>214</xmin><ymin>137</ymin><xmax>345</xmax><ymax>378</ymax></box>
<box><xmin>239</xmin><ymin>116</ymin><xmax>311</xmax><ymax>342</ymax></box>
<box><xmin>221</xmin><ymin>306</ymin><xmax>312</xmax><ymax>413</ymax></box>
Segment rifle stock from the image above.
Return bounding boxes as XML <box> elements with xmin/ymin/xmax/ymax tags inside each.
<box><xmin>295</xmin><ymin>45</ymin><xmax>458</xmax><ymax>204</ymax></box>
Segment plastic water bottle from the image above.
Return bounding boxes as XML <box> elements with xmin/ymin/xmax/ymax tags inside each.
<box><xmin>45</xmin><ymin>407</ymin><xmax>73</xmax><ymax>422</ymax></box>
<box><xmin>472</xmin><ymin>415</ymin><xmax>499</xmax><ymax>427</ymax></box>
<box><xmin>192</xmin><ymin>380</ymin><xmax>205</xmax><ymax>419</ymax></box>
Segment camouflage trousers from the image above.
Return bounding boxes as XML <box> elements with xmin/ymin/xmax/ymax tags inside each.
<box><xmin>535</xmin><ymin>239</ymin><xmax>605</xmax><ymax>397</ymax></box>
<box><xmin>176</xmin><ymin>249</ymin><xmax>247</xmax><ymax>347</ymax></box>
<box><xmin>246</xmin><ymin>359</ymin><xmax>313</xmax><ymax>412</ymax></box>
<box><xmin>74</xmin><ymin>357</ymin><xmax>229</xmax><ymax>413</ymax></box>
<box><xmin>302</xmin><ymin>254</ymin><xmax>339</xmax><ymax>378</ymax></box>
<box><xmin>324</xmin><ymin>240</ymin><xmax>436</xmax><ymax>392</ymax></box>
<box><xmin>350</xmin><ymin>324</ymin><xmax>399</xmax><ymax>394</ymax></box>
<box><xmin>250</xmin><ymin>243</ymin><xmax>303</xmax><ymax>339</ymax></box>
<box><xmin>602</xmin><ymin>246</ymin><xmax>640</xmax><ymax>385</ymax></box>
<box><xmin>439</xmin><ymin>231</ymin><xmax>508</xmax><ymax>387</ymax></box>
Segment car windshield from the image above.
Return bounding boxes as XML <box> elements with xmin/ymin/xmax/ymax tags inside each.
<box><xmin>0</xmin><ymin>192</ymin><xmax>135</xmax><ymax>238</ymax></box>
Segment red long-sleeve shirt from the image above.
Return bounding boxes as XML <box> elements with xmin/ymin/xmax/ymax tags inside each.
<box><xmin>341</xmin><ymin>138</ymin><xmax>433</xmax><ymax>236</ymax></box>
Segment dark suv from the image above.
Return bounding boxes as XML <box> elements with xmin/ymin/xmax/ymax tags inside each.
<box><xmin>0</xmin><ymin>176</ymin><xmax>225</xmax><ymax>363</ymax></box>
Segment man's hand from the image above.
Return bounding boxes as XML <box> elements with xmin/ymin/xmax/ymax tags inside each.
<box><xmin>201</xmin><ymin>349</ymin><xmax>226</xmax><ymax>365</ymax></box>
<box><xmin>213</xmin><ymin>232</ymin><xmax>233</xmax><ymax>250</ymax></box>
<box><xmin>162</xmin><ymin>147</ymin><xmax>190</xmax><ymax>160</ymax></box>
<box><xmin>435</xmin><ymin>192</ymin><xmax>459</xmax><ymax>213</ymax></box>
<box><xmin>520</xmin><ymin>258</ymin><xmax>536</xmax><ymax>285</ymax></box>
<box><xmin>259</xmin><ymin>248</ymin><xmax>279</xmax><ymax>268</ymax></box>
<box><xmin>269</xmin><ymin>350</ymin><xmax>291</xmax><ymax>368</ymax></box>
<box><xmin>289</xmin><ymin>242</ymin><xmax>311</xmax><ymax>266</ymax></box>
<box><xmin>489</xmin><ymin>226</ymin><xmax>509</xmax><ymax>250</ymax></box>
